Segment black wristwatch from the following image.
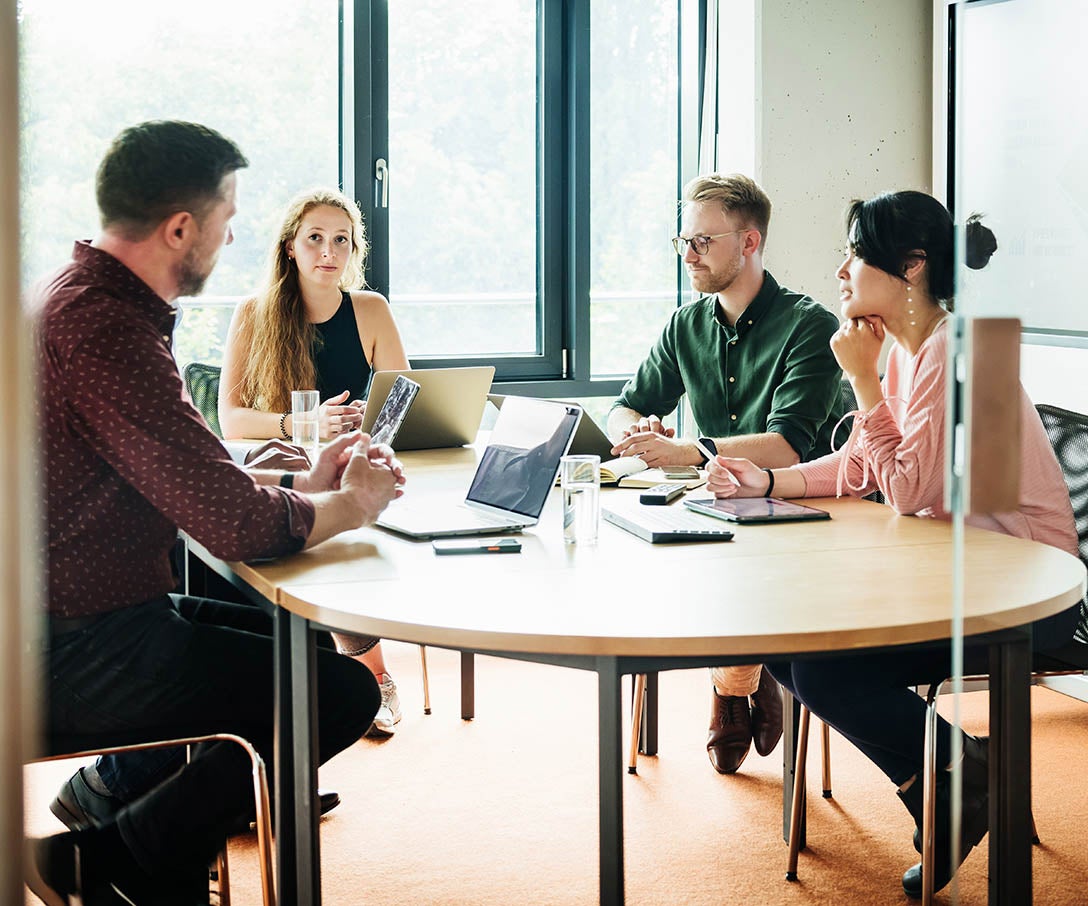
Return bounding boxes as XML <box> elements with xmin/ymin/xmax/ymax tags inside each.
<box><xmin>696</xmin><ymin>436</ymin><xmax>716</xmax><ymax>466</ymax></box>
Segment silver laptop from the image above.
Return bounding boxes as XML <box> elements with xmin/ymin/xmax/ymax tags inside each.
<box><xmin>363</xmin><ymin>366</ymin><xmax>495</xmax><ymax>450</ymax></box>
<box><xmin>377</xmin><ymin>397</ymin><xmax>582</xmax><ymax>538</ymax></box>
<box><xmin>488</xmin><ymin>393</ymin><xmax>614</xmax><ymax>459</ymax></box>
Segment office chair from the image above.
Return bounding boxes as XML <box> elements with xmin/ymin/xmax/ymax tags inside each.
<box><xmin>182</xmin><ymin>362</ymin><xmax>224</xmax><ymax>439</ymax></box>
<box><xmin>32</xmin><ymin>733</ymin><xmax>275</xmax><ymax>906</ymax></box>
<box><xmin>786</xmin><ymin>402</ymin><xmax>1088</xmax><ymax>901</ymax></box>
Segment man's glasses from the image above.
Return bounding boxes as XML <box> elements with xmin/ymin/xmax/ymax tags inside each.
<box><xmin>672</xmin><ymin>229</ymin><xmax>748</xmax><ymax>257</ymax></box>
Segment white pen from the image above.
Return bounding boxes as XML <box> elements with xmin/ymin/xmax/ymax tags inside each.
<box><xmin>690</xmin><ymin>437</ymin><xmax>741</xmax><ymax>486</ymax></box>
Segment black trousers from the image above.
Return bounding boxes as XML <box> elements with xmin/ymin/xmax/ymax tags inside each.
<box><xmin>769</xmin><ymin>606</ymin><xmax>1078</xmax><ymax>788</ymax></box>
<box><xmin>46</xmin><ymin>595</ymin><xmax>378</xmax><ymax>874</ymax></box>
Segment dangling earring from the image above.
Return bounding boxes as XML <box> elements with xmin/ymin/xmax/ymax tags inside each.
<box><xmin>906</xmin><ymin>282</ymin><xmax>916</xmax><ymax>326</ymax></box>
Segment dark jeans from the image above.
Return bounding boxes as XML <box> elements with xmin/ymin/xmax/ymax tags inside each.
<box><xmin>769</xmin><ymin>605</ymin><xmax>1078</xmax><ymax>787</ymax></box>
<box><xmin>47</xmin><ymin>594</ymin><xmax>378</xmax><ymax>874</ymax></box>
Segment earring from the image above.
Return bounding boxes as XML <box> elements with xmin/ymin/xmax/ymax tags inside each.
<box><xmin>906</xmin><ymin>283</ymin><xmax>916</xmax><ymax>326</ymax></box>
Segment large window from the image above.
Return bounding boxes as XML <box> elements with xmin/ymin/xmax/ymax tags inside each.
<box><xmin>18</xmin><ymin>0</ymin><xmax>340</xmax><ymax>369</ymax></box>
<box><xmin>21</xmin><ymin>0</ymin><xmax>692</xmax><ymax>393</ymax></box>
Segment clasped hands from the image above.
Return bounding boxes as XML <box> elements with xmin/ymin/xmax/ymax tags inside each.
<box><xmin>609</xmin><ymin>414</ymin><xmax>701</xmax><ymax>467</ymax></box>
<box><xmin>246</xmin><ymin>433</ymin><xmax>406</xmax><ymax>500</ymax></box>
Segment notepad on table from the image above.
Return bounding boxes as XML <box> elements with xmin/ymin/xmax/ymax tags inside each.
<box><xmin>616</xmin><ymin>467</ymin><xmax>706</xmax><ymax>490</ymax></box>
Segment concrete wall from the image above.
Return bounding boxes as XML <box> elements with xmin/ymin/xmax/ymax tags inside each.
<box><xmin>717</xmin><ymin>0</ymin><xmax>933</xmax><ymax>313</ymax></box>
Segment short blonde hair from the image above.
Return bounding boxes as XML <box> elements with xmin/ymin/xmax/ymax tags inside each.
<box><xmin>683</xmin><ymin>173</ymin><xmax>771</xmax><ymax>245</ymax></box>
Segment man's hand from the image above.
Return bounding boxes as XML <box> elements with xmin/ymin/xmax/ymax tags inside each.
<box><xmin>244</xmin><ymin>439</ymin><xmax>312</xmax><ymax>472</ymax></box>
<box><xmin>292</xmin><ymin>433</ymin><xmax>358</xmax><ymax>494</ymax></box>
<box><xmin>610</xmin><ymin>431</ymin><xmax>701</xmax><ymax>467</ymax></box>
<box><xmin>621</xmin><ymin>414</ymin><xmax>675</xmax><ymax>439</ymax></box>
<box><xmin>338</xmin><ymin>435</ymin><xmax>404</xmax><ymax>526</ymax></box>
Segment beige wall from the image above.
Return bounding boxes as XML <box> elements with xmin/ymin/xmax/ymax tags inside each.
<box><xmin>736</xmin><ymin>0</ymin><xmax>934</xmax><ymax>312</ymax></box>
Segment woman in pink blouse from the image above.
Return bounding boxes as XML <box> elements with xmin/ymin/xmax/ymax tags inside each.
<box><xmin>706</xmin><ymin>190</ymin><xmax>1079</xmax><ymax>898</ymax></box>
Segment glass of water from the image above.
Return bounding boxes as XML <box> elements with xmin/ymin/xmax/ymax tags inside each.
<box><xmin>561</xmin><ymin>454</ymin><xmax>600</xmax><ymax>545</ymax></box>
<box><xmin>291</xmin><ymin>389</ymin><xmax>320</xmax><ymax>459</ymax></box>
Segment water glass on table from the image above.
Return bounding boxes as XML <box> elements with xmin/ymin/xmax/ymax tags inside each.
<box><xmin>561</xmin><ymin>454</ymin><xmax>600</xmax><ymax>545</ymax></box>
<box><xmin>291</xmin><ymin>390</ymin><xmax>320</xmax><ymax>459</ymax></box>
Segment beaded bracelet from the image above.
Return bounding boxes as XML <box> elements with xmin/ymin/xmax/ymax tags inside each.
<box><xmin>762</xmin><ymin>468</ymin><xmax>775</xmax><ymax>497</ymax></box>
<box><xmin>279</xmin><ymin>411</ymin><xmax>290</xmax><ymax>440</ymax></box>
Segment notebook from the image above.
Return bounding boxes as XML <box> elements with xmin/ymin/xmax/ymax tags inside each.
<box><xmin>682</xmin><ymin>497</ymin><xmax>831</xmax><ymax>524</ymax></box>
<box><xmin>363</xmin><ymin>366</ymin><xmax>495</xmax><ymax>450</ymax></box>
<box><xmin>616</xmin><ymin>468</ymin><xmax>706</xmax><ymax>490</ymax></box>
<box><xmin>377</xmin><ymin>398</ymin><xmax>582</xmax><ymax>539</ymax></box>
<box><xmin>602</xmin><ymin>502</ymin><xmax>734</xmax><ymax>544</ymax></box>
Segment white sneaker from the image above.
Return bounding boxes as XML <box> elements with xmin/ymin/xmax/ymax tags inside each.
<box><xmin>365</xmin><ymin>673</ymin><xmax>402</xmax><ymax>738</ymax></box>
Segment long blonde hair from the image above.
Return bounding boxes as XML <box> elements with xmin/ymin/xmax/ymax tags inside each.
<box><xmin>237</xmin><ymin>188</ymin><xmax>369</xmax><ymax>413</ymax></box>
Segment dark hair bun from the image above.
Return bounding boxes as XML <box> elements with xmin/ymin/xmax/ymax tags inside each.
<box><xmin>965</xmin><ymin>214</ymin><xmax>998</xmax><ymax>270</ymax></box>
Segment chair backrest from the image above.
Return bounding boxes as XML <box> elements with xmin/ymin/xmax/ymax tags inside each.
<box><xmin>1035</xmin><ymin>403</ymin><xmax>1088</xmax><ymax>643</ymax></box>
<box><xmin>183</xmin><ymin>362</ymin><xmax>223</xmax><ymax>438</ymax></box>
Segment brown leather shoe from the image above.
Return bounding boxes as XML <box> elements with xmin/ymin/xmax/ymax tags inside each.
<box><xmin>750</xmin><ymin>666</ymin><xmax>784</xmax><ymax>757</ymax></box>
<box><xmin>706</xmin><ymin>689</ymin><xmax>753</xmax><ymax>774</ymax></box>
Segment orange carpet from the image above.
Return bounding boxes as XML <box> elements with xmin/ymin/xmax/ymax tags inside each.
<box><xmin>24</xmin><ymin>641</ymin><xmax>1088</xmax><ymax>905</ymax></box>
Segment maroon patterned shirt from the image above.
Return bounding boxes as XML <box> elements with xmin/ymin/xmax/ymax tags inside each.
<box><xmin>37</xmin><ymin>241</ymin><xmax>316</xmax><ymax>617</ymax></box>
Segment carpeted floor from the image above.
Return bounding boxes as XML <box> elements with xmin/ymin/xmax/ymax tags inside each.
<box><xmin>24</xmin><ymin>641</ymin><xmax>1088</xmax><ymax>905</ymax></box>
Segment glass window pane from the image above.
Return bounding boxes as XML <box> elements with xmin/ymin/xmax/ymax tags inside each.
<box><xmin>387</xmin><ymin>0</ymin><xmax>537</xmax><ymax>357</ymax></box>
<box><xmin>18</xmin><ymin>0</ymin><xmax>340</xmax><ymax>369</ymax></box>
<box><xmin>589</xmin><ymin>0</ymin><xmax>679</xmax><ymax>378</ymax></box>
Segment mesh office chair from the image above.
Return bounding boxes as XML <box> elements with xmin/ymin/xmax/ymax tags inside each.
<box><xmin>183</xmin><ymin>362</ymin><xmax>224</xmax><ymax>439</ymax></box>
<box><xmin>786</xmin><ymin>402</ymin><xmax>1088</xmax><ymax>900</ymax></box>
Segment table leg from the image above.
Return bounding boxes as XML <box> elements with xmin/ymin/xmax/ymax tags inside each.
<box><xmin>782</xmin><ymin>691</ymin><xmax>803</xmax><ymax>847</ymax></box>
<box><xmin>290</xmin><ymin>611</ymin><xmax>321</xmax><ymax>904</ymax></box>
<box><xmin>461</xmin><ymin>651</ymin><xmax>475</xmax><ymax>720</ymax></box>
<box><xmin>598</xmin><ymin>661</ymin><xmax>624</xmax><ymax>905</ymax></box>
<box><xmin>273</xmin><ymin>607</ymin><xmax>297</xmax><ymax>900</ymax></box>
<box><xmin>988</xmin><ymin>634</ymin><xmax>1032</xmax><ymax>905</ymax></box>
<box><xmin>639</xmin><ymin>672</ymin><xmax>658</xmax><ymax>756</ymax></box>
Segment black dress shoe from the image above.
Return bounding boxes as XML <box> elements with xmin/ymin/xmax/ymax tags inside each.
<box><xmin>899</xmin><ymin>735</ymin><xmax>989</xmax><ymax>898</ymax></box>
<box><xmin>749</xmin><ymin>667</ymin><xmax>784</xmax><ymax>757</ymax></box>
<box><xmin>706</xmin><ymin>689</ymin><xmax>753</xmax><ymax>774</ymax></box>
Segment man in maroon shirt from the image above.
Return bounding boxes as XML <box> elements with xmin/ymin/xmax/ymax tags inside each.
<box><xmin>27</xmin><ymin>121</ymin><xmax>404</xmax><ymax>905</ymax></box>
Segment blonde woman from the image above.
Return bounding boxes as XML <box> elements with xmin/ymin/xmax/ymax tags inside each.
<box><xmin>220</xmin><ymin>187</ymin><xmax>409</xmax><ymax>736</ymax></box>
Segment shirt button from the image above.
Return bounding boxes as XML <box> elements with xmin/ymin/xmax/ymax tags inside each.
<box><xmin>730</xmin><ymin>339</ymin><xmax>737</xmax><ymax>346</ymax></box>
<box><xmin>730</xmin><ymin>414</ymin><xmax>737</xmax><ymax>421</ymax></box>
<box><xmin>747</xmin><ymin>319</ymin><xmax>753</xmax><ymax>325</ymax></box>
<box><xmin>729</xmin><ymin>376</ymin><xmax>735</xmax><ymax>383</ymax></box>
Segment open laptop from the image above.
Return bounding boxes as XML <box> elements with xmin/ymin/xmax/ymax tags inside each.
<box><xmin>377</xmin><ymin>397</ymin><xmax>582</xmax><ymax>538</ymax></box>
<box><xmin>488</xmin><ymin>393</ymin><xmax>614</xmax><ymax>459</ymax></box>
<box><xmin>363</xmin><ymin>366</ymin><xmax>495</xmax><ymax>450</ymax></box>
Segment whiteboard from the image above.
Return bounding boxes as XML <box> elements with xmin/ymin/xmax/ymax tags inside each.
<box><xmin>955</xmin><ymin>0</ymin><xmax>1088</xmax><ymax>339</ymax></box>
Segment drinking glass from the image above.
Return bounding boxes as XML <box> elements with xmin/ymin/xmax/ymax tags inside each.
<box><xmin>291</xmin><ymin>389</ymin><xmax>320</xmax><ymax>458</ymax></box>
<box><xmin>561</xmin><ymin>454</ymin><xmax>600</xmax><ymax>545</ymax></box>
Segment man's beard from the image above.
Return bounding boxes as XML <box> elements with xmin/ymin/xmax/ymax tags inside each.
<box><xmin>175</xmin><ymin>246</ymin><xmax>213</xmax><ymax>298</ymax></box>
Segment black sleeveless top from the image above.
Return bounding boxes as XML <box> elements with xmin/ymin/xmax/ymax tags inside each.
<box><xmin>311</xmin><ymin>291</ymin><xmax>371</xmax><ymax>402</ymax></box>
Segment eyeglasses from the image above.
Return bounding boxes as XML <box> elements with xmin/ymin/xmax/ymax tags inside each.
<box><xmin>671</xmin><ymin>229</ymin><xmax>748</xmax><ymax>257</ymax></box>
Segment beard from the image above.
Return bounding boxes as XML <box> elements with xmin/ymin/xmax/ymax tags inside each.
<box><xmin>689</xmin><ymin>254</ymin><xmax>742</xmax><ymax>295</ymax></box>
<box><xmin>175</xmin><ymin>245</ymin><xmax>215</xmax><ymax>298</ymax></box>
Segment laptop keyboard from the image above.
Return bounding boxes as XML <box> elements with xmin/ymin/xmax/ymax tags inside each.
<box><xmin>602</xmin><ymin>505</ymin><xmax>733</xmax><ymax>543</ymax></box>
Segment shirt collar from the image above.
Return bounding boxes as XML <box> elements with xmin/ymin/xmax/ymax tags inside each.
<box><xmin>713</xmin><ymin>270</ymin><xmax>780</xmax><ymax>339</ymax></box>
<box><xmin>72</xmin><ymin>240</ymin><xmax>178</xmax><ymax>335</ymax></box>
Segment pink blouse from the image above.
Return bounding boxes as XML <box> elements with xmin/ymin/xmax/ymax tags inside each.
<box><xmin>795</xmin><ymin>320</ymin><xmax>1078</xmax><ymax>558</ymax></box>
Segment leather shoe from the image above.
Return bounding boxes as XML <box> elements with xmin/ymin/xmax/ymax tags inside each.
<box><xmin>51</xmin><ymin>767</ymin><xmax>341</xmax><ymax>834</ymax></box>
<box><xmin>706</xmin><ymin>689</ymin><xmax>753</xmax><ymax>774</ymax></box>
<box><xmin>749</xmin><ymin>666</ymin><xmax>784</xmax><ymax>757</ymax></box>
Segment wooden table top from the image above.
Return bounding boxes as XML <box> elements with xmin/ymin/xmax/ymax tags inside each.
<box><xmin>200</xmin><ymin>444</ymin><xmax>1086</xmax><ymax>660</ymax></box>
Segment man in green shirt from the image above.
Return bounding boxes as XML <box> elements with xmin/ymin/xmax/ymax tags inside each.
<box><xmin>608</xmin><ymin>173</ymin><xmax>843</xmax><ymax>775</ymax></box>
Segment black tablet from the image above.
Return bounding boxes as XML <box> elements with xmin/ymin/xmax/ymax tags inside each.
<box><xmin>682</xmin><ymin>496</ymin><xmax>831</xmax><ymax>524</ymax></box>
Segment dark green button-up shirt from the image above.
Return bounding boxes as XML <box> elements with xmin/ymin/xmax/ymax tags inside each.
<box><xmin>614</xmin><ymin>271</ymin><xmax>843</xmax><ymax>461</ymax></box>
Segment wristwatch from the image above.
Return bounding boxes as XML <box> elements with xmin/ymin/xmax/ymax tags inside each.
<box><xmin>696</xmin><ymin>436</ymin><xmax>716</xmax><ymax>466</ymax></box>
<box><xmin>279</xmin><ymin>472</ymin><xmax>294</xmax><ymax>490</ymax></box>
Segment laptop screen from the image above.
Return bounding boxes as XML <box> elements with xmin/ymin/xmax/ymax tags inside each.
<box><xmin>465</xmin><ymin>398</ymin><xmax>581</xmax><ymax>519</ymax></box>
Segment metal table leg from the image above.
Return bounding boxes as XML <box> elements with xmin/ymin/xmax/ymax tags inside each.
<box><xmin>598</xmin><ymin>659</ymin><xmax>624</xmax><ymax>905</ymax></box>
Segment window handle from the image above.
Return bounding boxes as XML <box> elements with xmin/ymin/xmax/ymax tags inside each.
<box><xmin>375</xmin><ymin>158</ymin><xmax>389</xmax><ymax>209</ymax></box>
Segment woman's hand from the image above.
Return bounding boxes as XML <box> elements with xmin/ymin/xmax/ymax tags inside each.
<box><xmin>318</xmin><ymin>391</ymin><xmax>365</xmax><ymax>439</ymax></box>
<box><xmin>705</xmin><ymin>457</ymin><xmax>768</xmax><ymax>498</ymax></box>
<box><xmin>830</xmin><ymin>317</ymin><xmax>884</xmax><ymax>383</ymax></box>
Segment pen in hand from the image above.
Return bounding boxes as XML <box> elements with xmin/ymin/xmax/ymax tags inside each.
<box><xmin>690</xmin><ymin>437</ymin><xmax>741</xmax><ymax>486</ymax></box>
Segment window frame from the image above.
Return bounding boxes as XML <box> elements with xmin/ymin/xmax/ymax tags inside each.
<box><xmin>346</xmin><ymin>0</ymin><xmax>703</xmax><ymax>398</ymax></box>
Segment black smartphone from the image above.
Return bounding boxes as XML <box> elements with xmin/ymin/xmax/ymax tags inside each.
<box><xmin>432</xmin><ymin>537</ymin><xmax>523</xmax><ymax>555</ymax></box>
